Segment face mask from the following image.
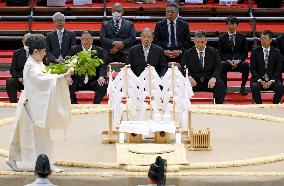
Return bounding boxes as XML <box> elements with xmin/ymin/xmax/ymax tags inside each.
<box><xmin>112</xmin><ymin>12</ymin><xmax>122</xmax><ymax>21</ymax></box>
<box><xmin>24</xmin><ymin>45</ymin><xmax>29</xmax><ymax>51</ymax></box>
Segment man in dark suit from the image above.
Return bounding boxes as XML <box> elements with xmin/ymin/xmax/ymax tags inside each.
<box><xmin>153</xmin><ymin>2</ymin><xmax>191</xmax><ymax>63</ymax></box>
<box><xmin>6</xmin><ymin>33</ymin><xmax>31</xmax><ymax>103</ymax></box>
<box><xmin>276</xmin><ymin>34</ymin><xmax>284</xmax><ymax>81</ymax></box>
<box><xmin>181</xmin><ymin>31</ymin><xmax>225</xmax><ymax>104</ymax></box>
<box><xmin>100</xmin><ymin>3</ymin><xmax>136</xmax><ymax>64</ymax></box>
<box><xmin>126</xmin><ymin>28</ymin><xmax>168</xmax><ymax>77</ymax></box>
<box><xmin>250</xmin><ymin>30</ymin><xmax>284</xmax><ymax>104</ymax></box>
<box><xmin>46</xmin><ymin>12</ymin><xmax>76</xmax><ymax>64</ymax></box>
<box><xmin>68</xmin><ymin>31</ymin><xmax>107</xmax><ymax>104</ymax></box>
<box><xmin>219</xmin><ymin>15</ymin><xmax>249</xmax><ymax>95</ymax></box>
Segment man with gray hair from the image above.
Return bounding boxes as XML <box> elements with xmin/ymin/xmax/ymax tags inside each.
<box><xmin>126</xmin><ymin>28</ymin><xmax>167</xmax><ymax>77</ymax></box>
<box><xmin>46</xmin><ymin>12</ymin><xmax>76</xmax><ymax>64</ymax></box>
<box><xmin>100</xmin><ymin>3</ymin><xmax>136</xmax><ymax>64</ymax></box>
<box><xmin>181</xmin><ymin>31</ymin><xmax>225</xmax><ymax>104</ymax></box>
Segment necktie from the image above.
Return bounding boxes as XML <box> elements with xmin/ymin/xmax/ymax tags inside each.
<box><xmin>58</xmin><ymin>31</ymin><xmax>63</xmax><ymax>49</ymax></box>
<box><xmin>263</xmin><ymin>49</ymin><xmax>269</xmax><ymax>81</ymax></box>
<box><xmin>199</xmin><ymin>52</ymin><xmax>204</xmax><ymax>68</ymax></box>
<box><xmin>115</xmin><ymin>20</ymin><xmax>120</xmax><ymax>35</ymax></box>
<box><xmin>170</xmin><ymin>21</ymin><xmax>176</xmax><ymax>50</ymax></box>
<box><xmin>229</xmin><ymin>34</ymin><xmax>234</xmax><ymax>51</ymax></box>
<box><xmin>144</xmin><ymin>46</ymin><xmax>149</xmax><ymax>63</ymax></box>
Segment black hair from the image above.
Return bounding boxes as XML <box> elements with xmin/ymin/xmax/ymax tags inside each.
<box><xmin>26</xmin><ymin>34</ymin><xmax>46</xmax><ymax>55</ymax></box>
<box><xmin>225</xmin><ymin>15</ymin><xmax>239</xmax><ymax>25</ymax></box>
<box><xmin>148</xmin><ymin>156</ymin><xmax>167</xmax><ymax>186</ymax></box>
<box><xmin>195</xmin><ymin>30</ymin><xmax>206</xmax><ymax>38</ymax></box>
<box><xmin>35</xmin><ymin>154</ymin><xmax>51</xmax><ymax>178</ymax></box>
<box><xmin>166</xmin><ymin>2</ymin><xmax>179</xmax><ymax>12</ymax></box>
<box><xmin>262</xmin><ymin>30</ymin><xmax>273</xmax><ymax>39</ymax></box>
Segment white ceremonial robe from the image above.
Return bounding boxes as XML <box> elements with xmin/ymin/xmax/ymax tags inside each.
<box><xmin>8</xmin><ymin>56</ymin><xmax>71</xmax><ymax>166</ymax></box>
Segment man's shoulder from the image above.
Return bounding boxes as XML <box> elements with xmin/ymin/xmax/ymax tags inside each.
<box><xmin>46</xmin><ymin>31</ymin><xmax>56</xmax><ymax>37</ymax></box>
<box><xmin>156</xmin><ymin>19</ymin><xmax>167</xmax><ymax>26</ymax></box>
<box><xmin>177</xmin><ymin>18</ymin><xmax>188</xmax><ymax>25</ymax></box>
<box><xmin>71</xmin><ymin>45</ymin><xmax>82</xmax><ymax>51</ymax></box>
<box><xmin>251</xmin><ymin>46</ymin><xmax>262</xmax><ymax>53</ymax></box>
<box><xmin>64</xmin><ymin>29</ymin><xmax>76</xmax><ymax>35</ymax></box>
<box><xmin>13</xmin><ymin>48</ymin><xmax>24</xmax><ymax>55</ymax></box>
<box><xmin>219</xmin><ymin>33</ymin><xmax>228</xmax><ymax>40</ymax></box>
<box><xmin>123</xmin><ymin>18</ymin><xmax>134</xmax><ymax>25</ymax></box>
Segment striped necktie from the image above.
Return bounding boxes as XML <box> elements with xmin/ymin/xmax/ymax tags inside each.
<box><xmin>263</xmin><ymin>49</ymin><xmax>269</xmax><ymax>81</ymax></box>
<box><xmin>115</xmin><ymin>20</ymin><xmax>120</xmax><ymax>35</ymax></box>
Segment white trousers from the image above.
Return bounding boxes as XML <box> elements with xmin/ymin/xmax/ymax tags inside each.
<box><xmin>9</xmin><ymin>104</ymin><xmax>54</xmax><ymax>167</ymax></box>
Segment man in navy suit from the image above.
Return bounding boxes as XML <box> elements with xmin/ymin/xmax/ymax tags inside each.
<box><xmin>6</xmin><ymin>33</ymin><xmax>30</xmax><ymax>103</ymax></box>
<box><xmin>100</xmin><ymin>3</ymin><xmax>136</xmax><ymax>64</ymax></box>
<box><xmin>46</xmin><ymin>12</ymin><xmax>76</xmax><ymax>64</ymax></box>
<box><xmin>181</xmin><ymin>31</ymin><xmax>225</xmax><ymax>104</ymax></box>
<box><xmin>250</xmin><ymin>30</ymin><xmax>284</xmax><ymax>104</ymax></box>
<box><xmin>68</xmin><ymin>31</ymin><xmax>107</xmax><ymax>104</ymax></box>
<box><xmin>126</xmin><ymin>28</ymin><xmax>168</xmax><ymax>77</ymax></box>
<box><xmin>153</xmin><ymin>2</ymin><xmax>191</xmax><ymax>63</ymax></box>
<box><xmin>218</xmin><ymin>15</ymin><xmax>249</xmax><ymax>95</ymax></box>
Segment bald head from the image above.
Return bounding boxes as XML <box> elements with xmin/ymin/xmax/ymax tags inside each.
<box><xmin>141</xmin><ymin>28</ymin><xmax>153</xmax><ymax>47</ymax></box>
<box><xmin>112</xmin><ymin>3</ymin><xmax>123</xmax><ymax>13</ymax></box>
<box><xmin>141</xmin><ymin>28</ymin><xmax>153</xmax><ymax>37</ymax></box>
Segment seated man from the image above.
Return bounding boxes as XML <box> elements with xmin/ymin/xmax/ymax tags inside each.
<box><xmin>250</xmin><ymin>30</ymin><xmax>284</xmax><ymax>104</ymax></box>
<box><xmin>153</xmin><ymin>2</ymin><xmax>191</xmax><ymax>63</ymax></box>
<box><xmin>46</xmin><ymin>12</ymin><xmax>76</xmax><ymax>64</ymax></box>
<box><xmin>126</xmin><ymin>28</ymin><xmax>168</xmax><ymax>77</ymax></box>
<box><xmin>218</xmin><ymin>15</ymin><xmax>249</xmax><ymax>95</ymax></box>
<box><xmin>6</xmin><ymin>33</ymin><xmax>31</xmax><ymax>103</ymax></box>
<box><xmin>100</xmin><ymin>3</ymin><xmax>136</xmax><ymax>64</ymax></box>
<box><xmin>181</xmin><ymin>31</ymin><xmax>225</xmax><ymax>104</ymax></box>
<box><xmin>25</xmin><ymin>154</ymin><xmax>57</xmax><ymax>186</ymax></box>
<box><xmin>69</xmin><ymin>31</ymin><xmax>107</xmax><ymax>104</ymax></box>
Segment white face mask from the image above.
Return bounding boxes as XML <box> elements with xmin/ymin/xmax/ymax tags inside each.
<box><xmin>24</xmin><ymin>45</ymin><xmax>29</xmax><ymax>51</ymax></box>
<box><xmin>112</xmin><ymin>12</ymin><xmax>122</xmax><ymax>21</ymax></box>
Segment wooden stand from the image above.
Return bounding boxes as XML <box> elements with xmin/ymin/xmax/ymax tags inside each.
<box><xmin>102</xmin><ymin>109</ymin><xmax>119</xmax><ymax>144</ymax></box>
<box><xmin>188</xmin><ymin>128</ymin><xmax>211</xmax><ymax>151</ymax></box>
<box><xmin>127</xmin><ymin>133</ymin><xmax>142</xmax><ymax>143</ymax></box>
<box><xmin>154</xmin><ymin>131</ymin><xmax>170</xmax><ymax>144</ymax></box>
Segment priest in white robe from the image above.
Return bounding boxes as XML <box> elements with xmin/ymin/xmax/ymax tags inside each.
<box><xmin>5</xmin><ymin>34</ymin><xmax>73</xmax><ymax>172</ymax></box>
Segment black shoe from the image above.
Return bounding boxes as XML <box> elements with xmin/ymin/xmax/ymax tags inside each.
<box><xmin>225</xmin><ymin>88</ymin><xmax>228</xmax><ymax>95</ymax></box>
<box><xmin>240</xmin><ymin>86</ymin><xmax>248</xmax><ymax>95</ymax></box>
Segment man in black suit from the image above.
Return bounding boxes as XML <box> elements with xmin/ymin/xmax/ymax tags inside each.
<box><xmin>100</xmin><ymin>3</ymin><xmax>136</xmax><ymax>64</ymax></box>
<box><xmin>181</xmin><ymin>31</ymin><xmax>225</xmax><ymax>104</ymax></box>
<box><xmin>46</xmin><ymin>12</ymin><xmax>76</xmax><ymax>64</ymax></box>
<box><xmin>6</xmin><ymin>33</ymin><xmax>30</xmax><ymax>103</ymax></box>
<box><xmin>250</xmin><ymin>30</ymin><xmax>284</xmax><ymax>104</ymax></box>
<box><xmin>276</xmin><ymin>34</ymin><xmax>284</xmax><ymax>81</ymax></box>
<box><xmin>126</xmin><ymin>28</ymin><xmax>168</xmax><ymax>77</ymax></box>
<box><xmin>219</xmin><ymin>15</ymin><xmax>249</xmax><ymax>95</ymax></box>
<box><xmin>68</xmin><ymin>31</ymin><xmax>107</xmax><ymax>104</ymax></box>
<box><xmin>153</xmin><ymin>2</ymin><xmax>191</xmax><ymax>63</ymax></box>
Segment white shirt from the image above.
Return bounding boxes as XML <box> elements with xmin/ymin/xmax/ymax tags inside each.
<box><xmin>56</xmin><ymin>29</ymin><xmax>64</xmax><ymax>60</ymax></box>
<box><xmin>167</xmin><ymin>18</ymin><xmax>177</xmax><ymax>47</ymax></box>
<box><xmin>82</xmin><ymin>45</ymin><xmax>92</xmax><ymax>52</ymax></box>
<box><xmin>142</xmin><ymin>44</ymin><xmax>151</xmax><ymax>63</ymax></box>
<box><xmin>228</xmin><ymin>31</ymin><xmax>236</xmax><ymax>45</ymax></box>
<box><xmin>196</xmin><ymin>47</ymin><xmax>206</xmax><ymax>67</ymax></box>
<box><xmin>25</xmin><ymin>178</ymin><xmax>57</xmax><ymax>186</ymax></box>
